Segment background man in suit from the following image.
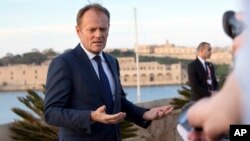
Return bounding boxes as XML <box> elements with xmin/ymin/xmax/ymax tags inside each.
<box><xmin>187</xmin><ymin>42</ymin><xmax>218</xmax><ymax>101</ymax></box>
<box><xmin>44</xmin><ymin>3</ymin><xmax>173</xmax><ymax>141</ymax></box>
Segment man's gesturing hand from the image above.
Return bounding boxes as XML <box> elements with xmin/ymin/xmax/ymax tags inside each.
<box><xmin>91</xmin><ymin>105</ymin><xmax>126</xmax><ymax>124</ymax></box>
<box><xmin>143</xmin><ymin>105</ymin><xmax>173</xmax><ymax>120</ymax></box>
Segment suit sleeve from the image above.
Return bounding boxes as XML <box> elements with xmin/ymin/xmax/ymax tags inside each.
<box><xmin>188</xmin><ymin>63</ymin><xmax>210</xmax><ymax>97</ymax></box>
<box><xmin>114</xmin><ymin>59</ymin><xmax>151</xmax><ymax>128</ymax></box>
<box><xmin>120</xmin><ymin>90</ymin><xmax>151</xmax><ymax>128</ymax></box>
<box><xmin>44</xmin><ymin>57</ymin><xmax>92</xmax><ymax>133</ymax></box>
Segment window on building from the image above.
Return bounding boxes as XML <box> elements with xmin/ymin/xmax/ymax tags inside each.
<box><xmin>149</xmin><ymin>73</ymin><xmax>154</xmax><ymax>82</ymax></box>
<box><xmin>166</xmin><ymin>73</ymin><xmax>172</xmax><ymax>80</ymax></box>
<box><xmin>124</xmin><ymin>75</ymin><xmax>130</xmax><ymax>82</ymax></box>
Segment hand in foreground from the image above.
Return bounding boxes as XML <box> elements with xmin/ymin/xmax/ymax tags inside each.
<box><xmin>188</xmin><ymin>131</ymin><xmax>205</xmax><ymax>141</ymax></box>
<box><xmin>143</xmin><ymin>105</ymin><xmax>174</xmax><ymax>120</ymax></box>
<box><xmin>91</xmin><ymin>105</ymin><xmax>126</xmax><ymax>124</ymax></box>
<box><xmin>187</xmin><ymin>74</ymin><xmax>242</xmax><ymax>141</ymax></box>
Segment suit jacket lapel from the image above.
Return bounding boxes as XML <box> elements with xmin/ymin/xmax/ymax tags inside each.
<box><xmin>72</xmin><ymin>44</ymin><xmax>104</xmax><ymax>101</ymax></box>
<box><xmin>196</xmin><ymin>58</ymin><xmax>206</xmax><ymax>74</ymax></box>
<box><xmin>195</xmin><ymin>58</ymin><xmax>207</xmax><ymax>81</ymax></box>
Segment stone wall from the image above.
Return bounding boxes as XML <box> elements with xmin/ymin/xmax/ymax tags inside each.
<box><xmin>0</xmin><ymin>99</ymin><xmax>183</xmax><ymax>141</ymax></box>
<box><xmin>124</xmin><ymin>99</ymin><xmax>183</xmax><ymax>141</ymax></box>
<box><xmin>0</xmin><ymin>124</ymin><xmax>13</xmax><ymax>141</ymax></box>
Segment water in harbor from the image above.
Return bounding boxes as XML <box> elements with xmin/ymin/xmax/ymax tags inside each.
<box><xmin>0</xmin><ymin>85</ymin><xmax>181</xmax><ymax>124</ymax></box>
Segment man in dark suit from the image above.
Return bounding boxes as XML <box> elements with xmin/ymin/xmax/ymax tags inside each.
<box><xmin>187</xmin><ymin>42</ymin><xmax>218</xmax><ymax>101</ymax></box>
<box><xmin>44</xmin><ymin>3</ymin><xmax>173</xmax><ymax>141</ymax></box>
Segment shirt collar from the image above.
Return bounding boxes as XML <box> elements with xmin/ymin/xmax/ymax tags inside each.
<box><xmin>198</xmin><ymin>56</ymin><xmax>206</xmax><ymax>65</ymax></box>
<box><xmin>80</xmin><ymin>43</ymin><xmax>105</xmax><ymax>61</ymax></box>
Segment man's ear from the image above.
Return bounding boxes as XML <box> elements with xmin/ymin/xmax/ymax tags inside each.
<box><xmin>75</xmin><ymin>25</ymin><xmax>81</xmax><ymax>38</ymax></box>
<box><xmin>75</xmin><ymin>25</ymin><xmax>80</xmax><ymax>34</ymax></box>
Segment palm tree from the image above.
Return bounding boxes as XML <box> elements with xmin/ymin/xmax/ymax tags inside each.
<box><xmin>10</xmin><ymin>86</ymin><xmax>137</xmax><ymax>140</ymax></box>
<box><xmin>10</xmin><ymin>86</ymin><xmax>58</xmax><ymax>141</ymax></box>
<box><xmin>120</xmin><ymin>120</ymin><xmax>138</xmax><ymax>139</ymax></box>
<box><xmin>170</xmin><ymin>83</ymin><xmax>191</xmax><ymax>109</ymax></box>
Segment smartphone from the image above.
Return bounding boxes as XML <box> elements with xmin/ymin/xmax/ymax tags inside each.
<box><xmin>177</xmin><ymin>102</ymin><xmax>202</xmax><ymax>141</ymax></box>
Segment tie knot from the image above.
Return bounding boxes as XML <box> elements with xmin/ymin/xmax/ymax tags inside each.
<box><xmin>94</xmin><ymin>55</ymin><xmax>101</xmax><ymax>64</ymax></box>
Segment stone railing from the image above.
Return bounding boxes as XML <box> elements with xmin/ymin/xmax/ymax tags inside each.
<box><xmin>0</xmin><ymin>98</ymin><xmax>183</xmax><ymax>141</ymax></box>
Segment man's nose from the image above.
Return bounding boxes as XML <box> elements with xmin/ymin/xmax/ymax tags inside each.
<box><xmin>94</xmin><ymin>30</ymin><xmax>102</xmax><ymax>38</ymax></box>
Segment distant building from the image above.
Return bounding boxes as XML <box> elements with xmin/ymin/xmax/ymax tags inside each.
<box><xmin>137</xmin><ymin>41</ymin><xmax>232</xmax><ymax>64</ymax></box>
<box><xmin>0</xmin><ymin>64</ymin><xmax>48</xmax><ymax>91</ymax></box>
<box><xmin>118</xmin><ymin>57</ymin><xmax>187</xmax><ymax>86</ymax></box>
<box><xmin>0</xmin><ymin>57</ymin><xmax>187</xmax><ymax>91</ymax></box>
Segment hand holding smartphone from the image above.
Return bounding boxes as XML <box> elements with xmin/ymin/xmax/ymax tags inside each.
<box><xmin>177</xmin><ymin>102</ymin><xmax>202</xmax><ymax>141</ymax></box>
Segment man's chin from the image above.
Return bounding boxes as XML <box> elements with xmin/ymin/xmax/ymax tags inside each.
<box><xmin>91</xmin><ymin>46</ymin><xmax>104</xmax><ymax>54</ymax></box>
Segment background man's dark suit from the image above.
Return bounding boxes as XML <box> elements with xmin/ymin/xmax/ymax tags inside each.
<box><xmin>188</xmin><ymin>58</ymin><xmax>218</xmax><ymax>101</ymax></box>
<box><xmin>44</xmin><ymin>45</ymin><xmax>150</xmax><ymax>141</ymax></box>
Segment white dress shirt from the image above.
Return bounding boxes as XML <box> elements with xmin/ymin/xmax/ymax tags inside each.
<box><xmin>80</xmin><ymin>44</ymin><xmax>115</xmax><ymax>100</ymax></box>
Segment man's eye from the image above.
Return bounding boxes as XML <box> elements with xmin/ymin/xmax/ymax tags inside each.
<box><xmin>89</xmin><ymin>29</ymin><xmax>96</xmax><ymax>33</ymax></box>
<box><xmin>100</xmin><ymin>28</ymin><xmax>107</xmax><ymax>32</ymax></box>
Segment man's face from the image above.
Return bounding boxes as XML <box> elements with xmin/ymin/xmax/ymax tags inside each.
<box><xmin>76</xmin><ymin>9</ymin><xmax>109</xmax><ymax>54</ymax></box>
<box><xmin>202</xmin><ymin>45</ymin><xmax>212</xmax><ymax>59</ymax></box>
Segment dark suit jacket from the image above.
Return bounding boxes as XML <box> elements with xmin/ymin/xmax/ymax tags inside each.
<box><xmin>187</xmin><ymin>58</ymin><xmax>218</xmax><ymax>101</ymax></box>
<box><xmin>44</xmin><ymin>44</ymin><xmax>150</xmax><ymax>141</ymax></box>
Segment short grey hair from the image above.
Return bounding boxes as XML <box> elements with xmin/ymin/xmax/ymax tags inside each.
<box><xmin>76</xmin><ymin>3</ymin><xmax>110</xmax><ymax>25</ymax></box>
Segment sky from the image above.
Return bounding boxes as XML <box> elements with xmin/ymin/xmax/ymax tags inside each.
<box><xmin>0</xmin><ymin>0</ymin><xmax>243</xmax><ymax>57</ymax></box>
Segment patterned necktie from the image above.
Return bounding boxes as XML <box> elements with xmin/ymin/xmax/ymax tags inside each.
<box><xmin>94</xmin><ymin>55</ymin><xmax>113</xmax><ymax>113</ymax></box>
<box><xmin>205</xmin><ymin>62</ymin><xmax>213</xmax><ymax>91</ymax></box>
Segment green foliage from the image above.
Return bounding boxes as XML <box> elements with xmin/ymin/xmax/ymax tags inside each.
<box><xmin>42</xmin><ymin>49</ymin><xmax>58</xmax><ymax>57</ymax></box>
<box><xmin>120</xmin><ymin>120</ymin><xmax>138</xmax><ymax>139</ymax></box>
<box><xmin>10</xmin><ymin>86</ymin><xmax>58</xmax><ymax>141</ymax></box>
<box><xmin>0</xmin><ymin>49</ymin><xmax>59</xmax><ymax>66</ymax></box>
<box><xmin>10</xmin><ymin>86</ymin><xmax>137</xmax><ymax>140</ymax></box>
<box><xmin>214</xmin><ymin>64</ymin><xmax>230</xmax><ymax>79</ymax></box>
<box><xmin>109</xmin><ymin>49</ymin><xmax>135</xmax><ymax>57</ymax></box>
<box><xmin>170</xmin><ymin>84</ymin><xmax>191</xmax><ymax>109</ymax></box>
<box><xmin>214</xmin><ymin>64</ymin><xmax>230</xmax><ymax>89</ymax></box>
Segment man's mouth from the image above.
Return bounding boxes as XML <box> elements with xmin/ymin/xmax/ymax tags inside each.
<box><xmin>93</xmin><ymin>41</ymin><xmax>103</xmax><ymax>45</ymax></box>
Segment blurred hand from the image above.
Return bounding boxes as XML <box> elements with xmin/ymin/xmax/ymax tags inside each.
<box><xmin>143</xmin><ymin>105</ymin><xmax>174</xmax><ymax>120</ymax></box>
<box><xmin>187</xmin><ymin>73</ymin><xmax>242</xmax><ymax>141</ymax></box>
<box><xmin>91</xmin><ymin>105</ymin><xmax>126</xmax><ymax>124</ymax></box>
<box><xmin>188</xmin><ymin>130</ymin><xmax>205</xmax><ymax>141</ymax></box>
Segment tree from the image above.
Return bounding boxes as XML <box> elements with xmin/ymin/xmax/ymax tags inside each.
<box><xmin>10</xmin><ymin>86</ymin><xmax>138</xmax><ymax>140</ymax></box>
<box><xmin>10</xmin><ymin>86</ymin><xmax>58</xmax><ymax>141</ymax></box>
<box><xmin>120</xmin><ymin>120</ymin><xmax>138</xmax><ymax>139</ymax></box>
<box><xmin>42</xmin><ymin>49</ymin><xmax>58</xmax><ymax>58</ymax></box>
<box><xmin>170</xmin><ymin>83</ymin><xmax>191</xmax><ymax>109</ymax></box>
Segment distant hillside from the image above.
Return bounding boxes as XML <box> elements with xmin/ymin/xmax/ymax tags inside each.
<box><xmin>0</xmin><ymin>48</ymin><xmax>229</xmax><ymax>79</ymax></box>
<box><xmin>0</xmin><ymin>49</ymin><xmax>58</xmax><ymax>66</ymax></box>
